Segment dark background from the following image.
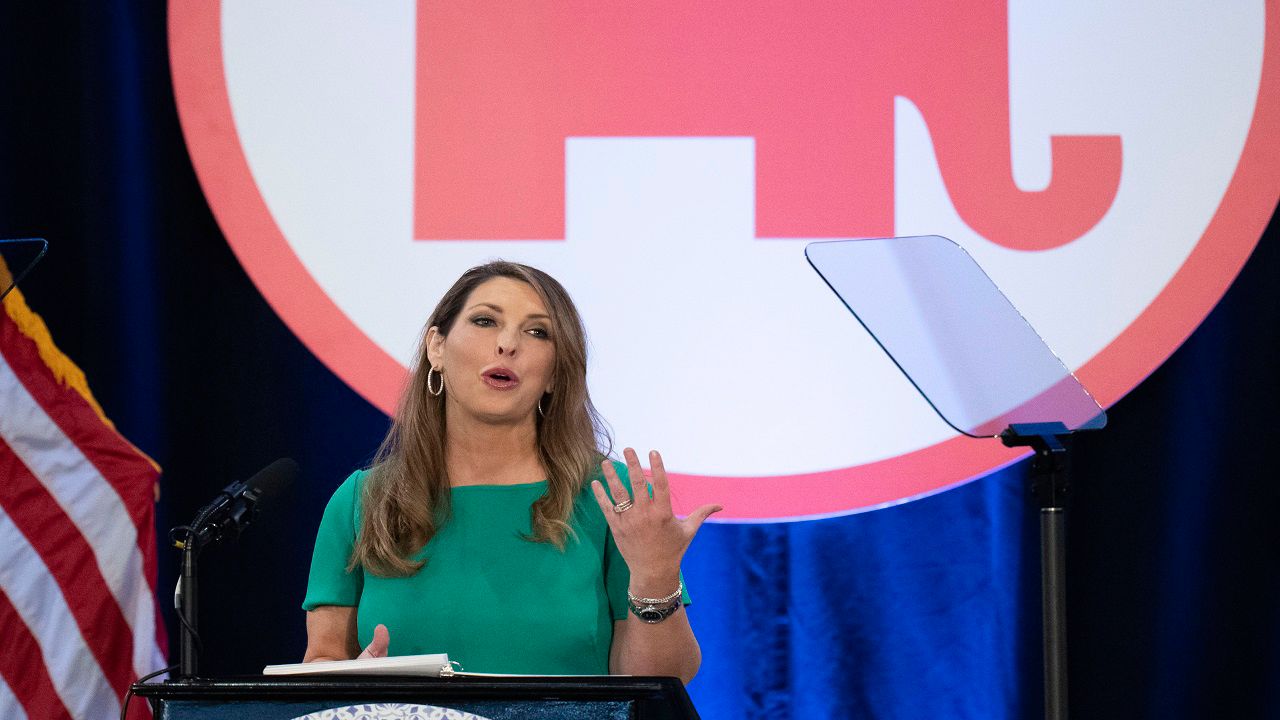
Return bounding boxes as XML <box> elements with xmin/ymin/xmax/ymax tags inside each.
<box><xmin>2</xmin><ymin>3</ymin><xmax>1277</xmax><ymax>718</ymax></box>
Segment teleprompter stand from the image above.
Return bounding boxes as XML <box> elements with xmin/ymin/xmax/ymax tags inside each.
<box><xmin>1000</xmin><ymin>422</ymin><xmax>1072</xmax><ymax>720</ymax></box>
<box><xmin>807</xmin><ymin>236</ymin><xmax>1106</xmax><ymax>720</ymax></box>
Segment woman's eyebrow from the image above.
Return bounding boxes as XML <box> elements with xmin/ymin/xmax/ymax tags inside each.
<box><xmin>467</xmin><ymin>302</ymin><xmax>549</xmax><ymax>320</ymax></box>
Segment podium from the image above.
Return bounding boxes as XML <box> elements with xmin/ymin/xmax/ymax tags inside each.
<box><xmin>132</xmin><ymin>675</ymin><xmax>700</xmax><ymax>719</ymax></box>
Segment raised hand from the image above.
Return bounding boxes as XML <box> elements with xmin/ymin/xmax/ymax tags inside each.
<box><xmin>590</xmin><ymin>448</ymin><xmax>722</xmax><ymax>592</ymax></box>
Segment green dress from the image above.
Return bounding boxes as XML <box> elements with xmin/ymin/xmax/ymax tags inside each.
<box><xmin>302</xmin><ymin>464</ymin><xmax>688</xmax><ymax>675</ymax></box>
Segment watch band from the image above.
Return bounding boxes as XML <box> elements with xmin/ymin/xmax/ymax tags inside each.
<box><xmin>628</xmin><ymin>597</ymin><xmax>682</xmax><ymax>624</ymax></box>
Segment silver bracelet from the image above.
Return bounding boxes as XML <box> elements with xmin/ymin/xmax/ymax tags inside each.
<box><xmin>626</xmin><ymin>580</ymin><xmax>683</xmax><ymax>624</ymax></box>
<box><xmin>627</xmin><ymin>579</ymin><xmax>683</xmax><ymax>606</ymax></box>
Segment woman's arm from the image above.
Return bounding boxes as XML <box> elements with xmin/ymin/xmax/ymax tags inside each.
<box><xmin>304</xmin><ymin>607</ymin><xmax>391</xmax><ymax>662</ymax></box>
<box><xmin>304</xmin><ymin>605</ymin><xmax>360</xmax><ymax>662</ymax></box>
<box><xmin>608</xmin><ymin>569</ymin><xmax>702</xmax><ymax>683</ymax></box>
<box><xmin>592</xmin><ymin>449</ymin><xmax>721</xmax><ymax>684</ymax></box>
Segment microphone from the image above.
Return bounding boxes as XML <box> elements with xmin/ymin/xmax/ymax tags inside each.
<box><xmin>185</xmin><ymin>458</ymin><xmax>298</xmax><ymax>548</ymax></box>
<box><xmin>172</xmin><ymin>458</ymin><xmax>298</xmax><ymax>679</ymax></box>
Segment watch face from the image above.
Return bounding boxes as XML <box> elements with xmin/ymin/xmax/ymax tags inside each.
<box><xmin>639</xmin><ymin>607</ymin><xmax>663</xmax><ymax>623</ymax></box>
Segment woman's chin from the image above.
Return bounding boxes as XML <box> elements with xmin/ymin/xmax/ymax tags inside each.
<box><xmin>461</xmin><ymin>405</ymin><xmax>537</xmax><ymax>427</ymax></box>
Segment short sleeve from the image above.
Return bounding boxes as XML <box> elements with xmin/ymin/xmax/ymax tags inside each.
<box><xmin>301</xmin><ymin>471</ymin><xmax>365</xmax><ymax>611</ymax></box>
<box><xmin>599</xmin><ymin>461</ymin><xmax>692</xmax><ymax>621</ymax></box>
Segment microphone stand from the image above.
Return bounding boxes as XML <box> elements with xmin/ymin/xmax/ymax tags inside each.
<box><xmin>178</xmin><ymin>539</ymin><xmax>200</xmax><ymax>678</ymax></box>
<box><xmin>169</xmin><ymin>458</ymin><xmax>298</xmax><ymax>681</ymax></box>
<box><xmin>172</xmin><ymin>514</ymin><xmax>217</xmax><ymax>680</ymax></box>
<box><xmin>171</xmin><ymin>488</ymin><xmax>251</xmax><ymax>680</ymax></box>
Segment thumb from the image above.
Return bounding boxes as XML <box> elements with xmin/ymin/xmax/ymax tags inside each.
<box><xmin>684</xmin><ymin>503</ymin><xmax>723</xmax><ymax>533</ymax></box>
<box><xmin>358</xmin><ymin>623</ymin><xmax>390</xmax><ymax>659</ymax></box>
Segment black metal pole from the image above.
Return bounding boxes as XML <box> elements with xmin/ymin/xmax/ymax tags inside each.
<box><xmin>1001</xmin><ymin>423</ymin><xmax>1072</xmax><ymax>720</ymax></box>
<box><xmin>179</xmin><ymin>541</ymin><xmax>199</xmax><ymax>678</ymax></box>
<box><xmin>1041</xmin><ymin>506</ymin><xmax>1067</xmax><ymax>720</ymax></box>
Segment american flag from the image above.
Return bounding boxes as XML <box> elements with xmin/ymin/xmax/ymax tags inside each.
<box><xmin>0</xmin><ymin>263</ymin><xmax>166</xmax><ymax>719</ymax></box>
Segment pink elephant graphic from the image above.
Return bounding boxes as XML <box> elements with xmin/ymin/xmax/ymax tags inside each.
<box><xmin>415</xmin><ymin>1</ymin><xmax>1122</xmax><ymax>251</ymax></box>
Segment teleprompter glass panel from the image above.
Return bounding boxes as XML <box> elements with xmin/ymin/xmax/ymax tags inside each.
<box><xmin>805</xmin><ymin>235</ymin><xmax>1105</xmax><ymax>438</ymax></box>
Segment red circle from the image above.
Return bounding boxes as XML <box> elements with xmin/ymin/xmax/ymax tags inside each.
<box><xmin>168</xmin><ymin>1</ymin><xmax>1280</xmax><ymax>520</ymax></box>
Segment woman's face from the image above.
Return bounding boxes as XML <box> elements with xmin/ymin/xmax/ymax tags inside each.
<box><xmin>427</xmin><ymin>277</ymin><xmax>556</xmax><ymax>426</ymax></box>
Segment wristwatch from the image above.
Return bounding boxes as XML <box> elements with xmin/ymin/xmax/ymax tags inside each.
<box><xmin>627</xmin><ymin>581</ymin><xmax>683</xmax><ymax>624</ymax></box>
<box><xmin>628</xmin><ymin>597</ymin><xmax>682</xmax><ymax>624</ymax></box>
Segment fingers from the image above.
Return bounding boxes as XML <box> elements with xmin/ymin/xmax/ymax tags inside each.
<box><xmin>358</xmin><ymin>623</ymin><xmax>390</xmax><ymax>659</ymax></box>
<box><xmin>622</xmin><ymin>448</ymin><xmax>651</xmax><ymax>507</ymax></box>
<box><xmin>649</xmin><ymin>449</ymin><xmax>672</xmax><ymax>512</ymax></box>
<box><xmin>602</xmin><ymin>457</ymin><xmax>633</xmax><ymax>507</ymax></box>
<box><xmin>590</xmin><ymin>479</ymin><xmax>616</xmax><ymax>523</ymax></box>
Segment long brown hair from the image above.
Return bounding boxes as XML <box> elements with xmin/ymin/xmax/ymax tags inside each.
<box><xmin>350</xmin><ymin>261</ymin><xmax>610</xmax><ymax>577</ymax></box>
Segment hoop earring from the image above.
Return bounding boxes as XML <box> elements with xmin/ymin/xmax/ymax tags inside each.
<box><xmin>537</xmin><ymin>394</ymin><xmax>548</xmax><ymax>418</ymax></box>
<box><xmin>427</xmin><ymin>367</ymin><xmax>444</xmax><ymax>397</ymax></box>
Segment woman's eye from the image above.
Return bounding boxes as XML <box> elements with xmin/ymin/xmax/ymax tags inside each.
<box><xmin>527</xmin><ymin>327</ymin><xmax>550</xmax><ymax>339</ymax></box>
<box><xmin>471</xmin><ymin>316</ymin><xmax>495</xmax><ymax>327</ymax></box>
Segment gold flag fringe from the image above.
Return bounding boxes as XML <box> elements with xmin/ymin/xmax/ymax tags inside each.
<box><xmin>0</xmin><ymin>257</ymin><xmax>161</xmax><ymax>473</ymax></box>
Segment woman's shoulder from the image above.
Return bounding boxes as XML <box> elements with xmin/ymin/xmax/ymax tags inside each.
<box><xmin>313</xmin><ymin>468</ymin><xmax>373</xmax><ymax>539</ymax></box>
<box><xmin>326</xmin><ymin>468</ymin><xmax>372</xmax><ymax>514</ymax></box>
<box><xmin>338</xmin><ymin>467</ymin><xmax>371</xmax><ymax>493</ymax></box>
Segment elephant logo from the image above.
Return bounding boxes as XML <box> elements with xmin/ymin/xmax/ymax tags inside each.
<box><xmin>414</xmin><ymin>2</ymin><xmax>1120</xmax><ymax>250</ymax></box>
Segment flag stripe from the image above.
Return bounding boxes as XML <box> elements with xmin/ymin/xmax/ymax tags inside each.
<box><xmin>0</xmin><ymin>269</ymin><xmax>164</xmax><ymax>718</ymax></box>
<box><xmin>0</xmin><ymin>505</ymin><xmax>121</xmax><ymax>718</ymax></box>
<box><xmin>0</xmin><ymin>316</ymin><xmax>158</xmax><ymax>573</ymax></box>
<box><xmin>0</xmin><ymin>590</ymin><xmax>66</xmax><ymax>720</ymax></box>
<box><xmin>0</xmin><ymin>674</ymin><xmax>34</xmax><ymax>720</ymax></box>
<box><xmin>0</xmin><ymin>296</ymin><xmax>164</xmax><ymax>642</ymax></box>
<box><xmin>0</xmin><ymin>351</ymin><xmax>165</xmax><ymax>681</ymax></box>
<box><xmin>0</xmin><ymin>443</ymin><xmax>139</xmax><ymax>699</ymax></box>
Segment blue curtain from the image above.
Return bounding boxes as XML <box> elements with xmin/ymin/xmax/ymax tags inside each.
<box><xmin>2</xmin><ymin>3</ymin><xmax>1276</xmax><ymax>718</ymax></box>
<box><xmin>684</xmin><ymin>468</ymin><xmax>1040</xmax><ymax>718</ymax></box>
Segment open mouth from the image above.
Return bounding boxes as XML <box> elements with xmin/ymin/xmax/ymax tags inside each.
<box><xmin>481</xmin><ymin>367</ymin><xmax>520</xmax><ymax>389</ymax></box>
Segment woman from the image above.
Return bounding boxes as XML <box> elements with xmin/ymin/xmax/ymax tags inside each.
<box><xmin>302</xmin><ymin>261</ymin><xmax>720</xmax><ymax>682</ymax></box>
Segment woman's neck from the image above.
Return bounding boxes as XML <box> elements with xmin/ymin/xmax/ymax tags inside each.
<box><xmin>444</xmin><ymin>410</ymin><xmax>543</xmax><ymax>487</ymax></box>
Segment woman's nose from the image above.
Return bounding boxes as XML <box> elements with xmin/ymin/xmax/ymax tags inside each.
<box><xmin>496</xmin><ymin>331</ymin><xmax>519</xmax><ymax>356</ymax></box>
